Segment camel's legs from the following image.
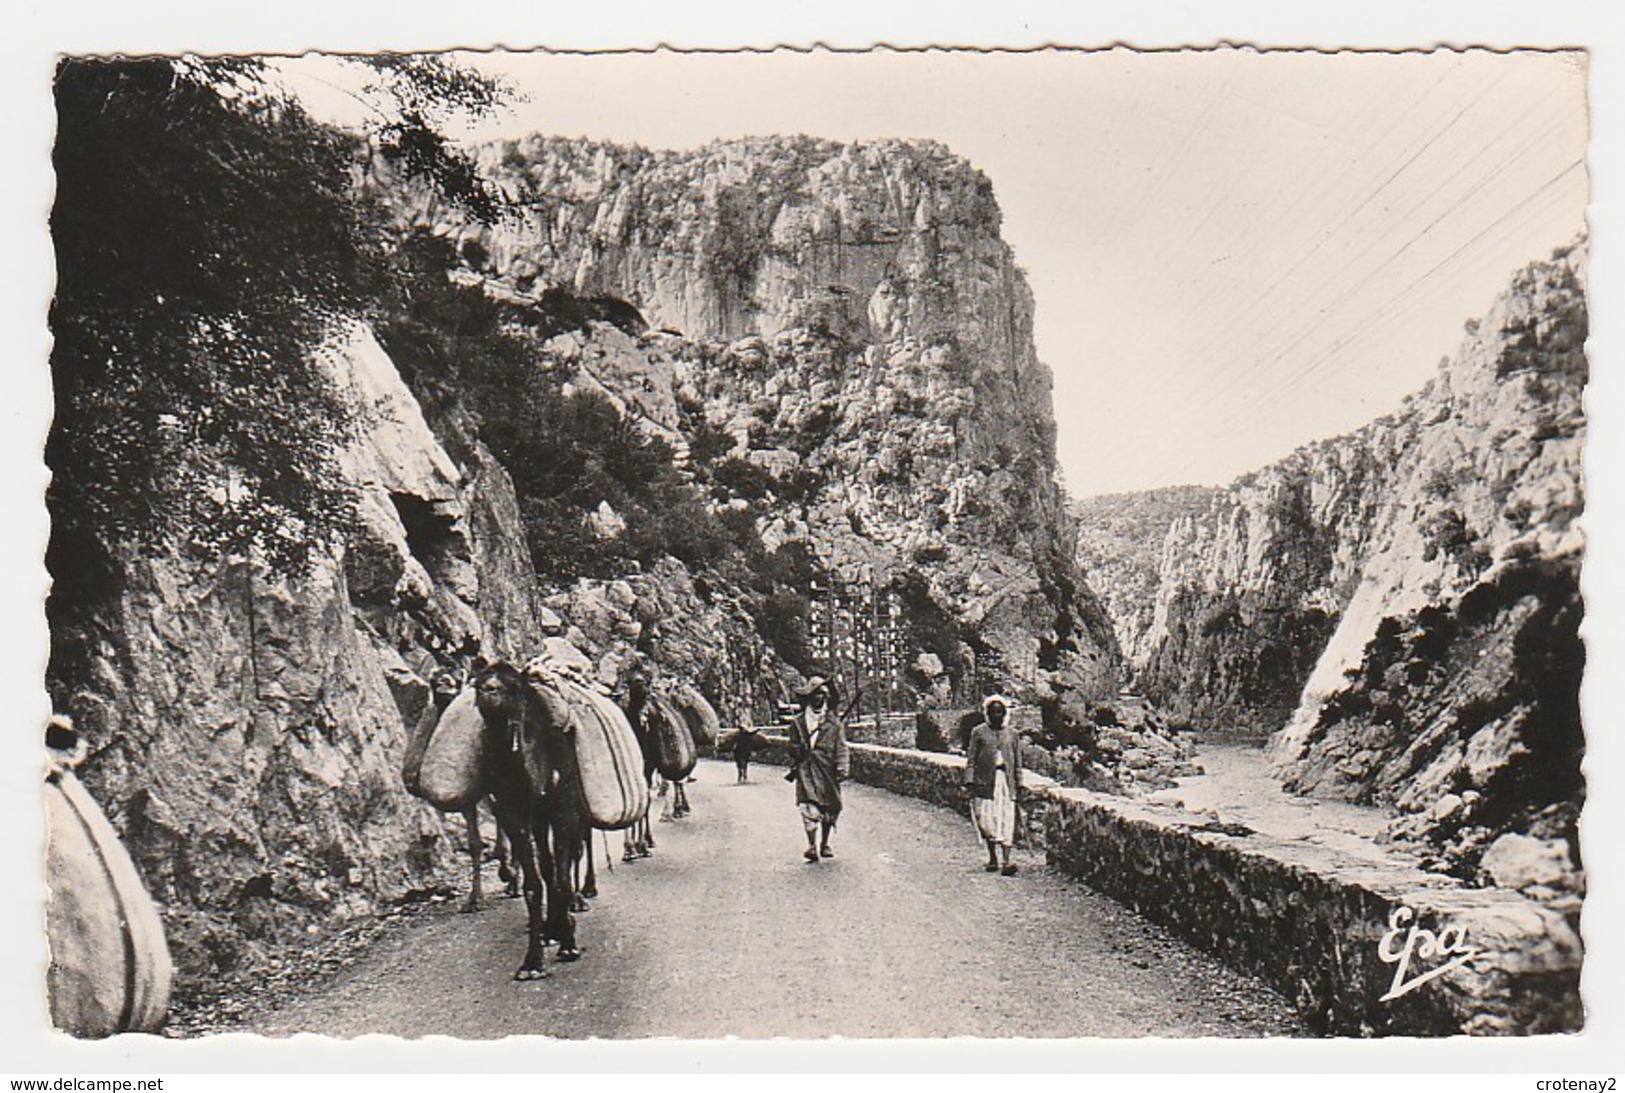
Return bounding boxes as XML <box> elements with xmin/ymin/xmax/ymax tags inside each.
<box><xmin>492</xmin><ymin>797</ymin><xmax>548</xmax><ymax>980</ymax></box>
<box><xmin>581</xmin><ymin>832</ymin><xmax>598</xmax><ymax>899</ymax></box>
<box><xmin>461</xmin><ymin>806</ymin><xmax>484</xmax><ymax>913</ymax></box>
<box><xmin>569</xmin><ymin>828</ymin><xmax>591</xmax><ymax>912</ymax></box>
<box><xmin>542</xmin><ymin>804</ymin><xmax>581</xmax><ymax>961</ymax></box>
<box><xmin>495</xmin><ymin>823</ymin><xmax>519</xmax><ymax>897</ymax></box>
<box><xmin>641</xmin><ymin>770</ymin><xmax>658</xmax><ymax>850</ymax></box>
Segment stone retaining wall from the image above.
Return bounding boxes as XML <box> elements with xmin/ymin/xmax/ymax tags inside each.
<box><xmin>749</xmin><ymin>731</ymin><xmax>1583</xmax><ymax>1036</ymax></box>
<box><xmin>1041</xmin><ymin>787</ymin><xmax>1582</xmax><ymax>1036</ymax></box>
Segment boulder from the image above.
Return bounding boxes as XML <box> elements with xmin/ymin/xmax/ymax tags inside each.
<box><xmin>1480</xmin><ymin>833</ymin><xmax>1578</xmax><ymax>893</ymax></box>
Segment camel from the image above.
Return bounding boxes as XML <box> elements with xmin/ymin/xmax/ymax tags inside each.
<box><xmin>669</xmin><ymin>684</ymin><xmax>721</xmax><ymax>796</ymax></box>
<box><xmin>647</xmin><ymin>693</ymin><xmax>697</xmax><ymax>822</ymax></box>
<box><xmin>617</xmin><ymin>670</ymin><xmax>665</xmax><ymax>860</ymax></box>
<box><xmin>670</xmin><ymin>683</ymin><xmax>721</xmax><ymax>750</ymax></box>
<box><xmin>533</xmin><ymin>666</ymin><xmax>649</xmax><ymax>905</ymax></box>
<box><xmin>617</xmin><ymin>671</ymin><xmax>703</xmax><ymax>838</ymax></box>
<box><xmin>471</xmin><ymin>661</ymin><xmax>590</xmax><ymax>978</ymax></box>
<box><xmin>401</xmin><ymin>670</ymin><xmax>515</xmax><ymax>912</ymax></box>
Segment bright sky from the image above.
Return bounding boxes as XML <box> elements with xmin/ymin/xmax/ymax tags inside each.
<box><xmin>281</xmin><ymin>48</ymin><xmax>1589</xmax><ymax>498</ymax></box>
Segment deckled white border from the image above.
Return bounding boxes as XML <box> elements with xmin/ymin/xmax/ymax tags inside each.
<box><xmin>3</xmin><ymin>0</ymin><xmax>1620</xmax><ymax>1075</ymax></box>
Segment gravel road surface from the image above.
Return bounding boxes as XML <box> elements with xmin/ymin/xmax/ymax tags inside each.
<box><xmin>242</xmin><ymin>760</ymin><xmax>1304</xmax><ymax>1039</ymax></box>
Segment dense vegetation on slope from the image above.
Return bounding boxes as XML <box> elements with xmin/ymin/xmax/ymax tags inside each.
<box><xmin>48</xmin><ymin>59</ymin><xmax>833</xmax><ymax>686</ymax></box>
<box><xmin>366</xmin><ymin>232</ymin><xmax>836</xmax><ymax>674</ymax></box>
<box><xmin>49</xmin><ymin>59</ymin><xmax>369</xmax><ymax>580</ymax></box>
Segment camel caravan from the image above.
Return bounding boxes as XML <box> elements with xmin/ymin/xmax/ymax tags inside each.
<box><xmin>41</xmin><ymin>642</ymin><xmax>725</xmax><ymax>1033</ymax></box>
<box><xmin>401</xmin><ymin>640</ymin><xmax>723</xmax><ymax>980</ymax></box>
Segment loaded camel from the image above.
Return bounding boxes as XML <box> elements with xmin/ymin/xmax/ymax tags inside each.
<box><xmin>670</xmin><ymin>682</ymin><xmax>722</xmax><ymax>771</ymax></box>
<box><xmin>618</xmin><ymin>670</ymin><xmax>660</xmax><ymax>860</ymax></box>
<box><xmin>656</xmin><ymin>681</ymin><xmax>721</xmax><ymax>820</ymax></box>
<box><xmin>471</xmin><ymin>656</ymin><xmax>651</xmax><ymax>978</ymax></box>
<box><xmin>648</xmin><ymin>692</ymin><xmax>697</xmax><ymax>822</ymax></box>
<box><xmin>401</xmin><ymin>669</ymin><xmax>516</xmax><ymax>912</ymax></box>
<box><xmin>618</xmin><ymin>669</ymin><xmax>701</xmax><ymax>853</ymax></box>
<box><xmin>521</xmin><ymin>653</ymin><xmax>649</xmax><ymax>909</ymax></box>
<box><xmin>471</xmin><ymin>660</ymin><xmax>591</xmax><ymax>977</ymax></box>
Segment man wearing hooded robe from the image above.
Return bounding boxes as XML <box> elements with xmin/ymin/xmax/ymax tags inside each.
<box><xmin>786</xmin><ymin>676</ymin><xmax>849</xmax><ymax>862</ymax></box>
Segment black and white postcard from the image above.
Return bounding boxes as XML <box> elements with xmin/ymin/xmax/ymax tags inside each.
<box><xmin>8</xmin><ymin>6</ymin><xmax>1623</xmax><ymax>1078</ymax></box>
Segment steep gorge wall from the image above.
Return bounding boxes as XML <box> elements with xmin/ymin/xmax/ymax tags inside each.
<box><xmin>1080</xmin><ymin>242</ymin><xmax>1586</xmax><ymax>878</ymax></box>
<box><xmin>1272</xmin><ymin>246</ymin><xmax>1586</xmax><ymax>883</ymax></box>
<box><xmin>46</xmin><ymin>325</ymin><xmax>548</xmax><ymax>982</ymax></box>
<box><xmin>1136</xmin><ymin>441</ymin><xmax>1383</xmax><ymax>733</ymax></box>
<box><xmin>1073</xmin><ymin>485</ymin><xmax>1221</xmax><ymax>668</ymax></box>
<box><xmin>387</xmin><ymin>135</ymin><xmax>1121</xmax><ymax>706</ymax></box>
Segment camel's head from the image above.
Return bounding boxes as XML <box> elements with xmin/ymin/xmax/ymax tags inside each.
<box><xmin>475</xmin><ymin>661</ymin><xmax>562</xmax><ymax>792</ymax></box>
<box><xmin>625</xmin><ymin>665</ymin><xmax>653</xmax><ymax>706</ymax></box>
<box><xmin>474</xmin><ymin>662</ymin><xmax>526</xmax><ymax>720</ymax></box>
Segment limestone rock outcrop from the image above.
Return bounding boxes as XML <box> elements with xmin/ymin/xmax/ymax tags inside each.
<box><xmin>46</xmin><ymin>323</ymin><xmax>549</xmax><ymax>981</ymax></box>
<box><xmin>1073</xmin><ymin>485</ymin><xmax>1222</xmax><ymax>669</ymax></box>
<box><xmin>388</xmin><ymin>135</ymin><xmax>1122</xmax><ymax>707</ymax></box>
<box><xmin>1270</xmin><ymin>244</ymin><xmax>1585</xmax><ymax>881</ymax></box>
<box><xmin>1136</xmin><ymin>445</ymin><xmax>1379</xmax><ymax>734</ymax></box>
<box><xmin>542</xmin><ymin>556</ymin><xmax>770</xmax><ymax>724</ymax></box>
<box><xmin>1073</xmin><ymin>241</ymin><xmax>1586</xmax><ymax>879</ymax></box>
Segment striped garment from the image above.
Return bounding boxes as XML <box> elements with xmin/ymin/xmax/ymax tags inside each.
<box><xmin>800</xmin><ymin>800</ymin><xmax>837</xmax><ymax>834</ymax></box>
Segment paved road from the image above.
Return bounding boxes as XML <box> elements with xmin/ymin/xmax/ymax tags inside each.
<box><xmin>245</xmin><ymin>760</ymin><xmax>1303</xmax><ymax>1039</ymax></box>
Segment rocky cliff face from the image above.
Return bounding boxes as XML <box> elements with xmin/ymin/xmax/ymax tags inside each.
<box><xmin>1081</xmin><ymin>241</ymin><xmax>1586</xmax><ymax>882</ymax></box>
<box><xmin>1073</xmin><ymin>486</ymin><xmax>1221</xmax><ymax>669</ymax></box>
<box><xmin>46</xmin><ymin>324</ymin><xmax>547</xmax><ymax>982</ymax></box>
<box><xmin>1135</xmin><ymin>441</ymin><xmax>1383</xmax><ymax>734</ymax></box>
<box><xmin>387</xmin><ymin>135</ymin><xmax>1121</xmax><ymax>708</ymax></box>
<box><xmin>1272</xmin><ymin>244</ymin><xmax>1585</xmax><ymax>885</ymax></box>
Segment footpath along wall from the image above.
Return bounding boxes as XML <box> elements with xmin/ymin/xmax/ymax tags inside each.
<box><xmin>748</xmin><ymin>734</ymin><xmax>1583</xmax><ymax>1036</ymax></box>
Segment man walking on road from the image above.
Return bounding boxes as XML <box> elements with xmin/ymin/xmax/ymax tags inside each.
<box><xmin>786</xmin><ymin>676</ymin><xmax>849</xmax><ymax>862</ymax></box>
<box><xmin>733</xmin><ymin>721</ymin><xmax>761</xmax><ymax>783</ymax></box>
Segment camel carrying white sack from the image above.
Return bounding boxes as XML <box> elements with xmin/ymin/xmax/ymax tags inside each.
<box><xmin>415</xmin><ymin>687</ymin><xmax>488</xmax><ymax>812</ymax></box>
<box><xmin>45</xmin><ymin>722</ymin><xmax>174</xmax><ymax>1038</ymax></box>
<box><xmin>555</xmin><ymin>679</ymin><xmax>649</xmax><ymax>830</ymax></box>
<box><xmin>670</xmin><ymin>682</ymin><xmax>720</xmax><ymax>747</ymax></box>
